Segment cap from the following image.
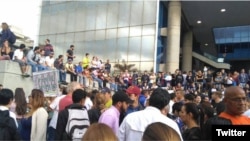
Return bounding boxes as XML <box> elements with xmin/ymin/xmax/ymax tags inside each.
<box><xmin>101</xmin><ymin>87</ymin><xmax>111</xmax><ymax>94</ymax></box>
<box><xmin>126</xmin><ymin>86</ymin><xmax>141</xmax><ymax>96</ymax></box>
<box><xmin>112</xmin><ymin>91</ymin><xmax>133</xmax><ymax>104</ymax></box>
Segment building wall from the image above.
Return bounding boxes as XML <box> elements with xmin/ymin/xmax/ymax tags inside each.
<box><xmin>39</xmin><ymin>1</ymin><xmax>158</xmax><ymax>72</ymax></box>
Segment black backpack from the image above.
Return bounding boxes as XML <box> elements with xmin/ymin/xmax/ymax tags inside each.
<box><xmin>0</xmin><ymin>110</ymin><xmax>21</xmax><ymax>140</ymax></box>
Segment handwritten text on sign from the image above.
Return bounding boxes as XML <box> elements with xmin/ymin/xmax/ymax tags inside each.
<box><xmin>33</xmin><ymin>70</ymin><xmax>58</xmax><ymax>96</ymax></box>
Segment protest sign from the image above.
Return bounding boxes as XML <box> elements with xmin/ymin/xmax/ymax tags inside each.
<box><xmin>33</xmin><ymin>69</ymin><xmax>59</xmax><ymax>96</ymax></box>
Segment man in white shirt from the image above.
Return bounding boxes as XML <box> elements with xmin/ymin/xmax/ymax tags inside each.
<box><xmin>118</xmin><ymin>88</ymin><xmax>183</xmax><ymax>141</ymax></box>
<box><xmin>47</xmin><ymin>90</ymin><xmax>67</xmax><ymax>141</ymax></box>
<box><xmin>12</xmin><ymin>44</ymin><xmax>29</xmax><ymax>77</ymax></box>
<box><xmin>45</xmin><ymin>52</ymin><xmax>55</xmax><ymax>69</ymax></box>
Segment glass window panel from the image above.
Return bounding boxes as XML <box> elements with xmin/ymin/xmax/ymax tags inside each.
<box><xmin>106</xmin><ymin>29</ymin><xmax>117</xmax><ymax>39</ymax></box>
<box><xmin>56</xmin><ymin>13</ymin><xmax>67</xmax><ymax>33</ymax></box>
<box><xmin>225</xmin><ymin>38</ymin><xmax>233</xmax><ymax>43</ymax></box>
<box><xmin>129</xmin><ymin>26</ymin><xmax>142</xmax><ymax>37</ymax></box>
<box><xmin>96</xmin><ymin>5</ymin><xmax>107</xmax><ymax>30</ymax></box>
<box><xmin>85</xmin><ymin>5</ymin><xmax>96</xmax><ymax>30</ymax></box>
<box><xmin>95</xmin><ymin>30</ymin><xmax>106</xmax><ymax>41</ymax></box>
<box><xmin>128</xmin><ymin>37</ymin><xmax>141</xmax><ymax>61</ymax></box>
<box><xmin>95</xmin><ymin>40</ymin><xmax>107</xmax><ymax>57</ymax></box>
<box><xmin>142</xmin><ymin>24</ymin><xmax>155</xmax><ymax>36</ymax></box>
<box><xmin>233</xmin><ymin>38</ymin><xmax>240</xmax><ymax>43</ymax></box>
<box><xmin>74</xmin><ymin>41</ymin><xmax>85</xmax><ymax>59</ymax></box>
<box><xmin>118</xmin><ymin>27</ymin><xmax>129</xmax><ymax>38</ymax></box>
<box><xmin>107</xmin><ymin>3</ymin><xmax>119</xmax><ymax>28</ymax></box>
<box><xmin>103</xmin><ymin>39</ymin><xmax>116</xmax><ymax>61</ymax></box>
<box><xmin>84</xmin><ymin>41</ymin><xmax>96</xmax><ymax>55</ymax></box>
<box><xmin>55</xmin><ymin>3</ymin><xmax>66</xmax><ymax>13</ymax></box>
<box><xmin>118</xmin><ymin>1</ymin><xmax>130</xmax><ymax>27</ymax></box>
<box><xmin>141</xmin><ymin>36</ymin><xmax>155</xmax><ymax>61</ymax></box>
<box><xmin>234</xmin><ymin>31</ymin><xmax>241</xmax><ymax>38</ymax></box>
<box><xmin>117</xmin><ymin>38</ymin><xmax>129</xmax><ymax>61</ymax></box>
<box><xmin>66</xmin><ymin>12</ymin><xmax>76</xmax><ymax>32</ymax></box>
<box><xmin>64</xmin><ymin>33</ymin><xmax>75</xmax><ymax>42</ymax></box>
<box><xmin>75</xmin><ymin>32</ymin><xmax>85</xmax><ymax>42</ymax></box>
<box><xmin>241</xmin><ymin>37</ymin><xmax>248</xmax><ymax>42</ymax></box>
<box><xmin>38</xmin><ymin>36</ymin><xmax>47</xmax><ymax>45</ymax></box>
<box><xmin>54</xmin><ymin>43</ymin><xmax>66</xmax><ymax>57</ymax></box>
<box><xmin>75</xmin><ymin>8</ymin><xmax>86</xmax><ymax>32</ymax></box>
<box><xmin>130</xmin><ymin>1</ymin><xmax>143</xmax><ymax>26</ymax></box>
<box><xmin>66</xmin><ymin>2</ymin><xmax>77</xmax><ymax>12</ymax></box>
<box><xmin>39</xmin><ymin>15</ymin><xmax>48</xmax><ymax>35</ymax></box>
<box><xmin>143</xmin><ymin>1</ymin><xmax>157</xmax><ymax>24</ymax></box>
<box><xmin>140</xmin><ymin>62</ymin><xmax>154</xmax><ymax>72</ymax></box>
<box><xmin>241</xmin><ymin>31</ymin><xmax>248</xmax><ymax>37</ymax></box>
<box><xmin>48</xmin><ymin>14</ymin><xmax>58</xmax><ymax>34</ymax></box>
<box><xmin>47</xmin><ymin>35</ymin><xmax>56</xmax><ymax>45</ymax></box>
<box><xmin>85</xmin><ymin>31</ymin><xmax>95</xmax><ymax>41</ymax></box>
<box><xmin>56</xmin><ymin>34</ymin><xmax>65</xmax><ymax>43</ymax></box>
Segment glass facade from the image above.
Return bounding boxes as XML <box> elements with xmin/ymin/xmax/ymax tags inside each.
<box><xmin>213</xmin><ymin>25</ymin><xmax>250</xmax><ymax>60</ymax></box>
<box><xmin>39</xmin><ymin>1</ymin><xmax>157</xmax><ymax>72</ymax></box>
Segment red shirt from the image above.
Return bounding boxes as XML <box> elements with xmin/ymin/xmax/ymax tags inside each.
<box><xmin>59</xmin><ymin>94</ymin><xmax>72</xmax><ymax>111</ymax></box>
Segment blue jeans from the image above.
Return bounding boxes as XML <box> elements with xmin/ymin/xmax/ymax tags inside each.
<box><xmin>47</xmin><ymin>127</ymin><xmax>55</xmax><ymax>141</ymax></box>
<box><xmin>78</xmin><ymin>75</ymin><xmax>86</xmax><ymax>86</ymax></box>
<box><xmin>27</xmin><ymin>60</ymin><xmax>38</xmax><ymax>72</ymax></box>
<box><xmin>59</xmin><ymin>70</ymin><xmax>66</xmax><ymax>82</ymax></box>
<box><xmin>93</xmin><ymin>77</ymin><xmax>103</xmax><ymax>89</ymax></box>
<box><xmin>110</xmin><ymin>83</ymin><xmax>118</xmax><ymax>91</ymax></box>
<box><xmin>38</xmin><ymin>65</ymin><xmax>48</xmax><ymax>71</ymax></box>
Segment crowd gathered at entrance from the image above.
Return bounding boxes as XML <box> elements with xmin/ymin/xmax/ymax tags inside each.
<box><xmin>1</xmin><ymin>22</ymin><xmax>250</xmax><ymax>141</ymax></box>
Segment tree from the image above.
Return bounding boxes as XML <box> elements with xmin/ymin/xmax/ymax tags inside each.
<box><xmin>113</xmin><ymin>60</ymin><xmax>137</xmax><ymax>72</ymax></box>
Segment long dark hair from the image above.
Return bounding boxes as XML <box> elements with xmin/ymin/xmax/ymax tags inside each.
<box><xmin>14</xmin><ymin>88</ymin><xmax>27</xmax><ymax>116</ymax></box>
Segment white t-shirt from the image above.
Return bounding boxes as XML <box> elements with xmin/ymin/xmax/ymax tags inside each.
<box><xmin>84</xmin><ymin>97</ymin><xmax>93</xmax><ymax>110</ymax></box>
<box><xmin>45</xmin><ymin>56</ymin><xmax>55</xmax><ymax>67</ymax></box>
<box><xmin>12</xmin><ymin>49</ymin><xmax>24</xmax><ymax>60</ymax></box>
<box><xmin>49</xmin><ymin>95</ymin><xmax>66</xmax><ymax>129</ymax></box>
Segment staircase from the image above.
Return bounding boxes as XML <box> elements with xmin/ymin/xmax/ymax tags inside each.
<box><xmin>192</xmin><ymin>51</ymin><xmax>230</xmax><ymax>69</ymax></box>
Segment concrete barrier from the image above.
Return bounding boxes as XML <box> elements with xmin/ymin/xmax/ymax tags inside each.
<box><xmin>0</xmin><ymin>60</ymin><xmax>33</xmax><ymax>97</ymax></box>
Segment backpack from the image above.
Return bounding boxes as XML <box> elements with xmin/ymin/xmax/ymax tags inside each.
<box><xmin>65</xmin><ymin>108</ymin><xmax>90</xmax><ymax>141</ymax></box>
<box><xmin>9</xmin><ymin>31</ymin><xmax>16</xmax><ymax>44</ymax></box>
<box><xmin>0</xmin><ymin>110</ymin><xmax>21</xmax><ymax>140</ymax></box>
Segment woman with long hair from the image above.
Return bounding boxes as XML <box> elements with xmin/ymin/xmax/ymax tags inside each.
<box><xmin>30</xmin><ymin>89</ymin><xmax>48</xmax><ymax>140</ymax></box>
<box><xmin>179</xmin><ymin>102</ymin><xmax>202</xmax><ymax>140</ymax></box>
<box><xmin>9</xmin><ymin>88</ymin><xmax>27</xmax><ymax>135</ymax></box>
<box><xmin>20</xmin><ymin>89</ymin><xmax>48</xmax><ymax>141</ymax></box>
<box><xmin>88</xmin><ymin>93</ymin><xmax>106</xmax><ymax>124</ymax></box>
<box><xmin>11</xmin><ymin>88</ymin><xmax>27</xmax><ymax>116</ymax></box>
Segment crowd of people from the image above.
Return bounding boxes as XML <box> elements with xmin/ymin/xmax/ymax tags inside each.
<box><xmin>1</xmin><ymin>22</ymin><xmax>250</xmax><ymax>141</ymax></box>
<box><xmin>0</xmin><ymin>77</ymin><xmax>250</xmax><ymax>141</ymax></box>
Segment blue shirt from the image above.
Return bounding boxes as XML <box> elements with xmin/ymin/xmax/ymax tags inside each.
<box><xmin>75</xmin><ymin>65</ymin><xmax>83</xmax><ymax>74</ymax></box>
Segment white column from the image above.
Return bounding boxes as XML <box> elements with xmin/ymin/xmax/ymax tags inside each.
<box><xmin>165</xmin><ymin>0</ymin><xmax>181</xmax><ymax>73</ymax></box>
<box><xmin>182</xmin><ymin>31</ymin><xmax>193</xmax><ymax>71</ymax></box>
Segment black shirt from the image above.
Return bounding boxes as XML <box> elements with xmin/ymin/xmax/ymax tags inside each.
<box><xmin>67</xmin><ymin>49</ymin><xmax>73</xmax><ymax>60</ymax></box>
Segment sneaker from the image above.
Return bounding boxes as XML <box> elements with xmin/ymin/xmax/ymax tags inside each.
<box><xmin>22</xmin><ymin>73</ymin><xmax>30</xmax><ymax>77</ymax></box>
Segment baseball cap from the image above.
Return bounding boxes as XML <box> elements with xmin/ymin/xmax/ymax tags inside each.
<box><xmin>126</xmin><ymin>86</ymin><xmax>141</xmax><ymax>96</ymax></box>
<box><xmin>101</xmin><ymin>87</ymin><xmax>111</xmax><ymax>94</ymax></box>
<box><xmin>112</xmin><ymin>91</ymin><xmax>133</xmax><ymax>104</ymax></box>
